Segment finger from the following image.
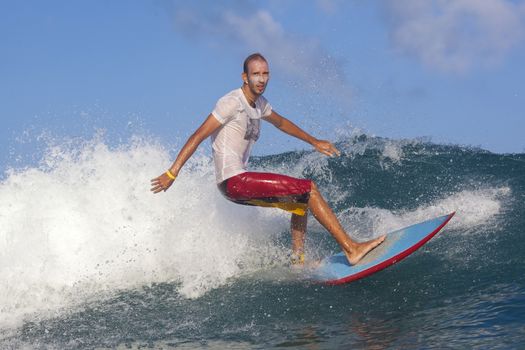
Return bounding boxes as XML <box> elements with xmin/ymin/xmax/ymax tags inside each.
<box><xmin>322</xmin><ymin>146</ymin><xmax>334</xmax><ymax>157</ymax></box>
<box><xmin>326</xmin><ymin>143</ymin><xmax>339</xmax><ymax>156</ymax></box>
<box><xmin>320</xmin><ymin>146</ymin><xmax>331</xmax><ymax>156</ymax></box>
<box><xmin>151</xmin><ymin>185</ymin><xmax>163</xmax><ymax>192</ymax></box>
<box><xmin>327</xmin><ymin>142</ymin><xmax>338</xmax><ymax>152</ymax></box>
<box><xmin>152</xmin><ymin>187</ymin><xmax>164</xmax><ymax>194</ymax></box>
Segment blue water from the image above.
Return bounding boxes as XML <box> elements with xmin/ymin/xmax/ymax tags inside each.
<box><xmin>1</xmin><ymin>134</ymin><xmax>524</xmax><ymax>349</ymax></box>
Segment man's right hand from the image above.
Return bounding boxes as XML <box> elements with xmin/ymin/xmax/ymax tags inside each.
<box><xmin>150</xmin><ymin>114</ymin><xmax>222</xmax><ymax>195</ymax></box>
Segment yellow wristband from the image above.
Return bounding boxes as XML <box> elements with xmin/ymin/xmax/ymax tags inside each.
<box><xmin>165</xmin><ymin>170</ymin><xmax>176</xmax><ymax>180</ymax></box>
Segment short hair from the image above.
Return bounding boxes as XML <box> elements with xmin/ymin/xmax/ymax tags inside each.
<box><xmin>243</xmin><ymin>53</ymin><xmax>268</xmax><ymax>74</ymax></box>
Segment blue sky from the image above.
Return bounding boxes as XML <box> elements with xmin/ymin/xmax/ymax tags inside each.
<box><xmin>2</xmin><ymin>0</ymin><xmax>525</xmax><ymax>170</ymax></box>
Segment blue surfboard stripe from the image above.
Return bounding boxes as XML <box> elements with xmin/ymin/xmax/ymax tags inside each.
<box><xmin>312</xmin><ymin>212</ymin><xmax>455</xmax><ymax>285</ymax></box>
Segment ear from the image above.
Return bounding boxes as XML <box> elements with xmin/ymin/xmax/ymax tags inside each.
<box><xmin>241</xmin><ymin>72</ymin><xmax>248</xmax><ymax>84</ymax></box>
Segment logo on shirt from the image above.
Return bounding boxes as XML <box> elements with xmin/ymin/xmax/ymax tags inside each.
<box><xmin>244</xmin><ymin>118</ymin><xmax>260</xmax><ymax>141</ymax></box>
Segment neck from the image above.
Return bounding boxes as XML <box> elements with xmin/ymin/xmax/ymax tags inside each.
<box><xmin>241</xmin><ymin>85</ymin><xmax>258</xmax><ymax>107</ymax></box>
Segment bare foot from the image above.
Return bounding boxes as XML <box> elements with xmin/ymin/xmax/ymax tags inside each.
<box><xmin>289</xmin><ymin>252</ymin><xmax>322</xmax><ymax>269</ymax></box>
<box><xmin>290</xmin><ymin>259</ymin><xmax>322</xmax><ymax>270</ymax></box>
<box><xmin>344</xmin><ymin>235</ymin><xmax>386</xmax><ymax>265</ymax></box>
<box><xmin>290</xmin><ymin>252</ymin><xmax>305</xmax><ymax>266</ymax></box>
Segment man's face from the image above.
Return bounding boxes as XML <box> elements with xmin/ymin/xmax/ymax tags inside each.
<box><xmin>243</xmin><ymin>59</ymin><xmax>270</xmax><ymax>96</ymax></box>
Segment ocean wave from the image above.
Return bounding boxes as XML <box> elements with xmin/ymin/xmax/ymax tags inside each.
<box><xmin>0</xmin><ymin>133</ymin><xmax>521</xmax><ymax>332</ymax></box>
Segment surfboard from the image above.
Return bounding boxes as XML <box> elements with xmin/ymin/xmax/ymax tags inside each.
<box><xmin>310</xmin><ymin>212</ymin><xmax>455</xmax><ymax>285</ymax></box>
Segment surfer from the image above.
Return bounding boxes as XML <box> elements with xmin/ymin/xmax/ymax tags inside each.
<box><xmin>151</xmin><ymin>53</ymin><xmax>384</xmax><ymax>265</ymax></box>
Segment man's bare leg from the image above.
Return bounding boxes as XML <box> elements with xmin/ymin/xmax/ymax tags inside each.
<box><xmin>308</xmin><ymin>182</ymin><xmax>385</xmax><ymax>265</ymax></box>
<box><xmin>291</xmin><ymin>213</ymin><xmax>307</xmax><ymax>264</ymax></box>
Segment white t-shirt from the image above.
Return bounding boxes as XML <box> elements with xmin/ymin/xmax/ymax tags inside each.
<box><xmin>211</xmin><ymin>88</ymin><xmax>272</xmax><ymax>183</ymax></box>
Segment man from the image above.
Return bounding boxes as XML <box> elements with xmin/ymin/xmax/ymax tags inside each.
<box><xmin>151</xmin><ymin>53</ymin><xmax>384</xmax><ymax>265</ymax></box>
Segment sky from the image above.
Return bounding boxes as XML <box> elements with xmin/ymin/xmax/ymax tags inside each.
<box><xmin>1</xmin><ymin>0</ymin><xmax>525</xmax><ymax>170</ymax></box>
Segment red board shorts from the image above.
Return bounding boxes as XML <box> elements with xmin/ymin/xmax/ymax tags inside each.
<box><xmin>218</xmin><ymin>172</ymin><xmax>313</xmax><ymax>216</ymax></box>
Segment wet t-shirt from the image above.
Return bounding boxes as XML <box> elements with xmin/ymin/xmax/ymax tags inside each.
<box><xmin>211</xmin><ymin>88</ymin><xmax>272</xmax><ymax>183</ymax></box>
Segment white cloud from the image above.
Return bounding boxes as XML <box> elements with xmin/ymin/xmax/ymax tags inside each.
<box><xmin>315</xmin><ymin>0</ymin><xmax>344</xmax><ymax>15</ymax></box>
<box><xmin>168</xmin><ymin>2</ymin><xmax>348</xmax><ymax>95</ymax></box>
<box><xmin>383</xmin><ymin>0</ymin><xmax>525</xmax><ymax>73</ymax></box>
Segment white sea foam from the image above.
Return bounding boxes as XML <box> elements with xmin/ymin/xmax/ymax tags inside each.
<box><xmin>338</xmin><ymin>186</ymin><xmax>510</xmax><ymax>241</ymax></box>
<box><xmin>0</xmin><ymin>135</ymin><xmax>288</xmax><ymax>330</ymax></box>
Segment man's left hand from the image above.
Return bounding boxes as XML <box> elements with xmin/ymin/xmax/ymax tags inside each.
<box><xmin>312</xmin><ymin>139</ymin><xmax>341</xmax><ymax>157</ymax></box>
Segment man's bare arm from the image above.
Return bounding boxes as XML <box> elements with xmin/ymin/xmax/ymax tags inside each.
<box><xmin>263</xmin><ymin>110</ymin><xmax>340</xmax><ymax>157</ymax></box>
<box><xmin>150</xmin><ymin>114</ymin><xmax>222</xmax><ymax>193</ymax></box>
